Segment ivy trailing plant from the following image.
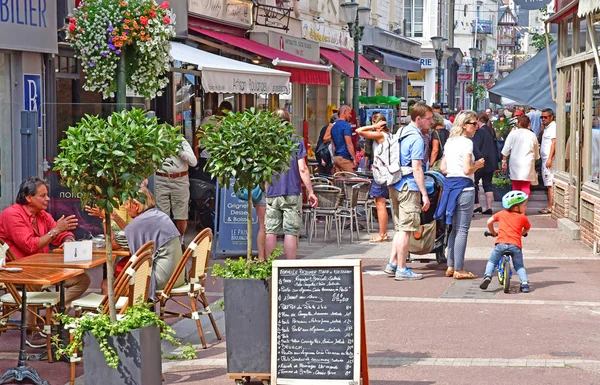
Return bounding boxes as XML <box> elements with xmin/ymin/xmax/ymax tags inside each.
<box><xmin>54</xmin><ymin>302</ymin><xmax>196</xmax><ymax>369</ymax></box>
<box><xmin>199</xmin><ymin>108</ymin><xmax>297</xmax><ymax>259</ymax></box>
<box><xmin>492</xmin><ymin>169</ymin><xmax>512</xmax><ymax>189</ymax></box>
<box><xmin>211</xmin><ymin>246</ymin><xmax>283</xmax><ymax>280</ymax></box>
<box><xmin>53</xmin><ymin>108</ymin><xmax>182</xmax><ymax>320</ymax></box>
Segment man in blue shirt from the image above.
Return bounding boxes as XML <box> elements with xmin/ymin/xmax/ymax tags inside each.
<box><xmin>384</xmin><ymin>103</ymin><xmax>432</xmax><ymax>281</ymax></box>
<box><xmin>527</xmin><ymin>107</ymin><xmax>542</xmax><ymax>137</ymax></box>
<box><xmin>330</xmin><ymin>105</ymin><xmax>356</xmax><ymax>172</ymax></box>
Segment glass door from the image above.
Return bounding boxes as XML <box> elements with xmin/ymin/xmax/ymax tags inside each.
<box><xmin>569</xmin><ymin>64</ymin><xmax>583</xmax><ymax>222</ymax></box>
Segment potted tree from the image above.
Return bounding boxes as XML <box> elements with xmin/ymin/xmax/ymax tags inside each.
<box><xmin>199</xmin><ymin>108</ymin><xmax>297</xmax><ymax>375</ymax></box>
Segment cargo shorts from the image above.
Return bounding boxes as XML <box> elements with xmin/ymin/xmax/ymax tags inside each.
<box><xmin>389</xmin><ymin>185</ymin><xmax>421</xmax><ymax>232</ymax></box>
<box><xmin>265</xmin><ymin>195</ymin><xmax>302</xmax><ymax>236</ymax></box>
<box><xmin>155</xmin><ymin>175</ymin><xmax>190</xmax><ymax>220</ymax></box>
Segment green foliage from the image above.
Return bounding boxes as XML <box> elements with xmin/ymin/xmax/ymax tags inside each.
<box><xmin>492</xmin><ymin>170</ymin><xmax>511</xmax><ymax>188</ymax></box>
<box><xmin>530</xmin><ymin>32</ymin><xmax>554</xmax><ymax>53</ymax></box>
<box><xmin>54</xmin><ymin>302</ymin><xmax>196</xmax><ymax>369</ymax></box>
<box><xmin>492</xmin><ymin>118</ymin><xmax>512</xmax><ymax>140</ymax></box>
<box><xmin>199</xmin><ymin>108</ymin><xmax>297</xmax><ymax>195</ymax></box>
<box><xmin>211</xmin><ymin>246</ymin><xmax>283</xmax><ymax>279</ymax></box>
<box><xmin>53</xmin><ymin>108</ymin><xmax>182</xmax><ymax>214</ymax></box>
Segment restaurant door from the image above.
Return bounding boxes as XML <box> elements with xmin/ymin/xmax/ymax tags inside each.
<box><xmin>567</xmin><ymin>64</ymin><xmax>584</xmax><ymax>222</ymax></box>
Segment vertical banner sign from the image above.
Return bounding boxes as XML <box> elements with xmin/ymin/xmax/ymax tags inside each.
<box><xmin>215</xmin><ymin>184</ymin><xmax>259</xmax><ymax>256</ymax></box>
<box><xmin>23</xmin><ymin>74</ymin><xmax>41</xmax><ymax>127</ymax></box>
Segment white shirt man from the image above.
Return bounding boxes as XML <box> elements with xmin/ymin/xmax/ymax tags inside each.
<box><xmin>539</xmin><ymin>109</ymin><xmax>556</xmax><ymax>214</ymax></box>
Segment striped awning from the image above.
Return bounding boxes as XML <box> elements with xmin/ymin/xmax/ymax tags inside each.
<box><xmin>578</xmin><ymin>0</ymin><xmax>600</xmax><ymax>16</ymax></box>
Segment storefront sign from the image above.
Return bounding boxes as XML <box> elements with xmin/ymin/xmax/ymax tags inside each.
<box><xmin>301</xmin><ymin>20</ymin><xmax>352</xmax><ymax>49</ymax></box>
<box><xmin>457</xmin><ymin>73</ymin><xmax>493</xmax><ymax>81</ymax></box>
<box><xmin>0</xmin><ymin>0</ymin><xmax>57</xmax><ymax>53</ymax></box>
<box><xmin>23</xmin><ymin>74</ymin><xmax>41</xmax><ymax>127</ymax></box>
<box><xmin>201</xmin><ymin>68</ymin><xmax>291</xmax><ymax>95</ymax></box>
<box><xmin>215</xmin><ymin>185</ymin><xmax>259</xmax><ymax>256</ymax></box>
<box><xmin>361</xmin><ymin>27</ymin><xmax>421</xmax><ymax>59</ymax></box>
<box><xmin>268</xmin><ymin>31</ymin><xmax>319</xmax><ymax>62</ymax></box>
<box><xmin>420</xmin><ymin>58</ymin><xmax>434</xmax><ymax>68</ymax></box>
<box><xmin>188</xmin><ymin>0</ymin><xmax>253</xmax><ymax>29</ymax></box>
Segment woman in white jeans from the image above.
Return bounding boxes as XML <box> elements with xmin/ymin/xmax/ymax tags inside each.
<box><xmin>437</xmin><ymin>111</ymin><xmax>485</xmax><ymax>279</ymax></box>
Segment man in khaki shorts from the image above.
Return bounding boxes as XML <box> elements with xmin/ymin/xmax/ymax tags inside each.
<box><xmin>156</xmin><ymin>137</ymin><xmax>197</xmax><ymax>245</ymax></box>
<box><xmin>265</xmin><ymin>109</ymin><xmax>317</xmax><ymax>260</ymax></box>
<box><xmin>383</xmin><ymin>103</ymin><xmax>432</xmax><ymax>280</ymax></box>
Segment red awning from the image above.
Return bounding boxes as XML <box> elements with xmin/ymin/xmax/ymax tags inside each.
<box><xmin>547</xmin><ymin>0</ymin><xmax>579</xmax><ymax>23</ymax></box>
<box><xmin>190</xmin><ymin>27</ymin><xmax>330</xmax><ymax>85</ymax></box>
<box><xmin>320</xmin><ymin>48</ymin><xmax>375</xmax><ymax>80</ymax></box>
<box><xmin>339</xmin><ymin>48</ymin><xmax>394</xmax><ymax>82</ymax></box>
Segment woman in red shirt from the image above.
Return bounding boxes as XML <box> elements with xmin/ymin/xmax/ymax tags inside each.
<box><xmin>0</xmin><ymin>177</ymin><xmax>90</xmax><ymax>307</ymax></box>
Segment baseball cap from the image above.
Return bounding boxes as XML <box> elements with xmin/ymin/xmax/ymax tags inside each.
<box><xmin>514</xmin><ymin>110</ymin><xmax>524</xmax><ymax>117</ymax></box>
<box><xmin>432</xmin><ymin>102</ymin><xmax>442</xmax><ymax>109</ymax></box>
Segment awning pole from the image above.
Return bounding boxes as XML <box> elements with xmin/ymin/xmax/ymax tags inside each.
<box><xmin>544</xmin><ymin>23</ymin><xmax>556</xmax><ymax>102</ymax></box>
<box><xmin>586</xmin><ymin>15</ymin><xmax>600</xmax><ymax>84</ymax></box>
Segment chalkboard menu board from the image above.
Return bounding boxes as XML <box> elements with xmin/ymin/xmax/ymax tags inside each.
<box><xmin>271</xmin><ymin>260</ymin><xmax>362</xmax><ymax>385</ymax></box>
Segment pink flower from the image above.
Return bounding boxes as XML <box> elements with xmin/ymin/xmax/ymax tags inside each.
<box><xmin>158</xmin><ymin>1</ymin><xmax>169</xmax><ymax>9</ymax></box>
<box><xmin>69</xmin><ymin>24</ymin><xmax>76</xmax><ymax>31</ymax></box>
<box><xmin>140</xmin><ymin>16</ymin><xmax>148</xmax><ymax>25</ymax></box>
<box><xmin>149</xmin><ymin>11</ymin><xmax>156</xmax><ymax>17</ymax></box>
<box><xmin>163</xmin><ymin>16</ymin><xmax>170</xmax><ymax>24</ymax></box>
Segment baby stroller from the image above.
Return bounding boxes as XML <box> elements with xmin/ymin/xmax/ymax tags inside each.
<box><xmin>406</xmin><ymin>171</ymin><xmax>448</xmax><ymax>264</ymax></box>
<box><xmin>189</xmin><ymin>178</ymin><xmax>216</xmax><ymax>232</ymax></box>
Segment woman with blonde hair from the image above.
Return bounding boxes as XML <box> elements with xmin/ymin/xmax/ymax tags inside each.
<box><xmin>356</xmin><ymin>113</ymin><xmax>388</xmax><ymax>243</ymax></box>
<box><xmin>434</xmin><ymin>111</ymin><xmax>485</xmax><ymax>279</ymax></box>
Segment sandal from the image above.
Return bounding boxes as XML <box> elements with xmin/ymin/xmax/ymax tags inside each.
<box><xmin>453</xmin><ymin>270</ymin><xmax>477</xmax><ymax>279</ymax></box>
<box><xmin>538</xmin><ymin>208</ymin><xmax>552</xmax><ymax>214</ymax></box>
<box><xmin>445</xmin><ymin>267</ymin><xmax>454</xmax><ymax>277</ymax></box>
<box><xmin>369</xmin><ymin>234</ymin><xmax>389</xmax><ymax>243</ymax></box>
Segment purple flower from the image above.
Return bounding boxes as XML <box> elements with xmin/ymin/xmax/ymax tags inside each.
<box><xmin>106</xmin><ymin>25</ymin><xmax>114</xmax><ymax>33</ymax></box>
<box><xmin>108</xmin><ymin>44</ymin><xmax>116</xmax><ymax>51</ymax></box>
<box><xmin>125</xmin><ymin>30</ymin><xmax>129</xmax><ymax>35</ymax></box>
<box><xmin>108</xmin><ymin>36</ymin><xmax>114</xmax><ymax>44</ymax></box>
<box><xmin>94</xmin><ymin>45</ymin><xmax>98</xmax><ymax>49</ymax></box>
<box><xmin>89</xmin><ymin>62</ymin><xmax>95</xmax><ymax>67</ymax></box>
<box><xmin>101</xmin><ymin>52</ymin><xmax>108</xmax><ymax>57</ymax></box>
<box><xmin>116</xmin><ymin>49</ymin><xmax>121</xmax><ymax>55</ymax></box>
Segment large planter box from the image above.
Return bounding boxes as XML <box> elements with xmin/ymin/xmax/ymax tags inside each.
<box><xmin>83</xmin><ymin>324</ymin><xmax>162</xmax><ymax>385</ymax></box>
<box><xmin>493</xmin><ymin>186</ymin><xmax>511</xmax><ymax>202</ymax></box>
<box><xmin>224</xmin><ymin>278</ymin><xmax>271</xmax><ymax>374</ymax></box>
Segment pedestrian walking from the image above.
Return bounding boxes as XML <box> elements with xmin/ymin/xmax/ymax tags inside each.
<box><xmin>155</xmin><ymin>136</ymin><xmax>198</xmax><ymax>246</ymax></box>
<box><xmin>383</xmin><ymin>103</ymin><xmax>431</xmax><ymax>281</ymax></box>
<box><xmin>480</xmin><ymin>190</ymin><xmax>531</xmax><ymax>293</ymax></box>
<box><xmin>433</xmin><ymin>103</ymin><xmax>453</xmax><ymax>131</ymax></box>
<box><xmin>429</xmin><ymin>113</ymin><xmax>449</xmax><ymax>171</ymax></box>
<box><xmin>434</xmin><ymin>111</ymin><xmax>485</xmax><ymax>279</ymax></box>
<box><xmin>473</xmin><ymin>113</ymin><xmax>499</xmax><ymax>214</ymax></box>
<box><xmin>527</xmin><ymin>107</ymin><xmax>542</xmax><ymax>137</ymax></box>
<box><xmin>539</xmin><ymin>108</ymin><xmax>556</xmax><ymax>214</ymax></box>
<box><xmin>315</xmin><ymin>114</ymin><xmax>336</xmax><ymax>176</ymax></box>
<box><xmin>355</xmin><ymin>113</ymin><xmax>389</xmax><ymax>243</ymax></box>
<box><xmin>265</xmin><ymin>109</ymin><xmax>318</xmax><ymax>260</ymax></box>
<box><xmin>330</xmin><ymin>105</ymin><xmax>357</xmax><ymax>172</ymax></box>
<box><xmin>501</xmin><ymin>115</ymin><xmax>540</xmax><ymax>196</ymax></box>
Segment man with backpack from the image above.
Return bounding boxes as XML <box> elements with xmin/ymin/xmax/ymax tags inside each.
<box><xmin>383</xmin><ymin>102</ymin><xmax>432</xmax><ymax>281</ymax></box>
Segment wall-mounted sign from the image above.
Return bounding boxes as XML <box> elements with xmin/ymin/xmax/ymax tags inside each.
<box><xmin>268</xmin><ymin>31</ymin><xmax>319</xmax><ymax>62</ymax></box>
<box><xmin>301</xmin><ymin>20</ymin><xmax>352</xmax><ymax>49</ymax></box>
<box><xmin>0</xmin><ymin>0</ymin><xmax>57</xmax><ymax>53</ymax></box>
<box><xmin>23</xmin><ymin>74</ymin><xmax>41</xmax><ymax>127</ymax></box>
<box><xmin>361</xmin><ymin>27</ymin><xmax>421</xmax><ymax>59</ymax></box>
<box><xmin>188</xmin><ymin>0</ymin><xmax>253</xmax><ymax>29</ymax></box>
<box><xmin>419</xmin><ymin>58</ymin><xmax>434</xmax><ymax>69</ymax></box>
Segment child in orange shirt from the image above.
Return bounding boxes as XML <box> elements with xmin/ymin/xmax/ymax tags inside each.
<box><xmin>480</xmin><ymin>191</ymin><xmax>531</xmax><ymax>292</ymax></box>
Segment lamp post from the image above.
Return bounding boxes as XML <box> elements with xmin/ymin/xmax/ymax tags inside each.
<box><xmin>431</xmin><ymin>36</ymin><xmax>448</xmax><ymax>105</ymax></box>
<box><xmin>469</xmin><ymin>47</ymin><xmax>481</xmax><ymax>111</ymax></box>
<box><xmin>340</xmin><ymin>2</ymin><xmax>371</xmax><ymax>113</ymax></box>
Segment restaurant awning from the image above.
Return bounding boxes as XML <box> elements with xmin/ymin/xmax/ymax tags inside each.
<box><xmin>190</xmin><ymin>27</ymin><xmax>330</xmax><ymax>85</ymax></box>
<box><xmin>339</xmin><ymin>47</ymin><xmax>394</xmax><ymax>83</ymax></box>
<box><xmin>374</xmin><ymin>49</ymin><xmax>421</xmax><ymax>72</ymax></box>
<box><xmin>488</xmin><ymin>41</ymin><xmax>557</xmax><ymax>110</ymax></box>
<box><xmin>170</xmin><ymin>42</ymin><xmax>291</xmax><ymax>94</ymax></box>
<box><xmin>320</xmin><ymin>48</ymin><xmax>375</xmax><ymax>80</ymax></box>
<box><xmin>578</xmin><ymin>0</ymin><xmax>599</xmax><ymax>16</ymax></box>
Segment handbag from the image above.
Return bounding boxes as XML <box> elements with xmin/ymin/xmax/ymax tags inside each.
<box><xmin>409</xmin><ymin>222</ymin><xmax>436</xmax><ymax>255</ymax></box>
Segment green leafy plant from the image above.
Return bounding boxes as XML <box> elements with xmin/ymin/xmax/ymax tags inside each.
<box><xmin>199</xmin><ymin>108</ymin><xmax>297</xmax><ymax>258</ymax></box>
<box><xmin>492</xmin><ymin>170</ymin><xmax>511</xmax><ymax>188</ymax></box>
<box><xmin>53</xmin><ymin>108</ymin><xmax>182</xmax><ymax>320</ymax></box>
<box><xmin>211</xmin><ymin>246</ymin><xmax>283</xmax><ymax>279</ymax></box>
<box><xmin>54</xmin><ymin>302</ymin><xmax>196</xmax><ymax>369</ymax></box>
<box><xmin>493</xmin><ymin>118</ymin><xmax>512</xmax><ymax>141</ymax></box>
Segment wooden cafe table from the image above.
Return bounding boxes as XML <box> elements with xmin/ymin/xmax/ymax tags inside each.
<box><xmin>0</xmin><ymin>266</ymin><xmax>84</xmax><ymax>385</ymax></box>
<box><xmin>52</xmin><ymin>247</ymin><xmax>131</xmax><ymax>257</ymax></box>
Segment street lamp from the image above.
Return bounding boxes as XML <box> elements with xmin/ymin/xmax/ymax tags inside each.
<box><xmin>431</xmin><ymin>36</ymin><xmax>448</xmax><ymax>105</ymax></box>
<box><xmin>340</xmin><ymin>2</ymin><xmax>371</xmax><ymax>114</ymax></box>
<box><xmin>469</xmin><ymin>47</ymin><xmax>481</xmax><ymax>111</ymax></box>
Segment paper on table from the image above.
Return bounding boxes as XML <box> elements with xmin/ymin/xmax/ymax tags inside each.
<box><xmin>64</xmin><ymin>240</ymin><xmax>93</xmax><ymax>262</ymax></box>
<box><xmin>0</xmin><ymin>242</ymin><xmax>8</xmax><ymax>267</ymax></box>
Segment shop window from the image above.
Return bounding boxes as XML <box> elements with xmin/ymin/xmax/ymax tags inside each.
<box><xmin>578</xmin><ymin>17</ymin><xmax>588</xmax><ymax>53</ymax></box>
<box><xmin>0</xmin><ymin>53</ymin><xmax>13</xmax><ymax>210</ymax></box>
<box><xmin>563</xmin><ymin>70</ymin><xmax>572</xmax><ymax>173</ymax></box>
<box><xmin>174</xmin><ymin>72</ymin><xmax>196</xmax><ymax>142</ymax></box>
<box><xmin>404</xmin><ymin>0</ymin><xmax>423</xmax><ymax>38</ymax></box>
<box><xmin>591</xmin><ymin>66</ymin><xmax>600</xmax><ymax>183</ymax></box>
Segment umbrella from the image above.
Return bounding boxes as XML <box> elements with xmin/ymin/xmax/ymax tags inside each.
<box><xmin>359</xmin><ymin>95</ymin><xmax>402</xmax><ymax>105</ymax></box>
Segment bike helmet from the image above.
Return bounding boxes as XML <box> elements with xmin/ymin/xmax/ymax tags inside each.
<box><xmin>502</xmin><ymin>190</ymin><xmax>529</xmax><ymax>209</ymax></box>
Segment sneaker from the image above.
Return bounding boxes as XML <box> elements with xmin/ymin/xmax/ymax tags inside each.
<box><xmin>520</xmin><ymin>282</ymin><xmax>530</xmax><ymax>293</ymax></box>
<box><xmin>384</xmin><ymin>263</ymin><xmax>397</xmax><ymax>275</ymax></box>
<box><xmin>395</xmin><ymin>267</ymin><xmax>423</xmax><ymax>281</ymax></box>
<box><xmin>480</xmin><ymin>275</ymin><xmax>492</xmax><ymax>290</ymax></box>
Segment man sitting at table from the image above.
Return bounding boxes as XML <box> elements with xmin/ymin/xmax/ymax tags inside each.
<box><xmin>0</xmin><ymin>177</ymin><xmax>91</xmax><ymax>307</ymax></box>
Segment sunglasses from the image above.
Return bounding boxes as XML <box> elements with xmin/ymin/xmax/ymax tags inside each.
<box><xmin>541</xmin><ymin>116</ymin><xmax>551</xmax><ymax>119</ymax></box>
<box><xmin>465</xmin><ymin>121</ymin><xmax>477</xmax><ymax>125</ymax></box>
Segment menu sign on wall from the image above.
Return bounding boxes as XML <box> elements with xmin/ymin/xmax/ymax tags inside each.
<box><xmin>271</xmin><ymin>259</ymin><xmax>365</xmax><ymax>385</ymax></box>
<box><xmin>188</xmin><ymin>0</ymin><xmax>253</xmax><ymax>29</ymax></box>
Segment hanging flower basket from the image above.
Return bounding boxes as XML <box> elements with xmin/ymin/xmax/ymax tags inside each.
<box><xmin>466</xmin><ymin>83</ymin><xmax>475</xmax><ymax>94</ymax></box>
<box><xmin>68</xmin><ymin>0</ymin><xmax>175</xmax><ymax>99</ymax></box>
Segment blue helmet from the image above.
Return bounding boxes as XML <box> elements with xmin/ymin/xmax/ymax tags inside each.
<box><xmin>502</xmin><ymin>190</ymin><xmax>528</xmax><ymax>209</ymax></box>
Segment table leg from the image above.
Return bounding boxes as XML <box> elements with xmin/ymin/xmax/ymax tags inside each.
<box><xmin>0</xmin><ymin>285</ymin><xmax>49</xmax><ymax>385</ymax></box>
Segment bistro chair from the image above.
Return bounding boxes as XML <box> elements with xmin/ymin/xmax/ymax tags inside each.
<box><xmin>68</xmin><ymin>245</ymin><xmax>154</xmax><ymax>385</ymax></box>
<box><xmin>0</xmin><ymin>239</ymin><xmax>58</xmax><ymax>362</ymax></box>
<box><xmin>155</xmin><ymin>228</ymin><xmax>221</xmax><ymax>349</ymax></box>
<box><xmin>309</xmin><ymin>185</ymin><xmax>342</xmax><ymax>246</ymax></box>
<box><xmin>333</xmin><ymin>171</ymin><xmax>358</xmax><ymax>194</ymax></box>
<box><xmin>338</xmin><ymin>182</ymin><xmax>370</xmax><ymax>243</ymax></box>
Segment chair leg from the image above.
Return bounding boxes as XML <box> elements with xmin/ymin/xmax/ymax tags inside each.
<box><xmin>189</xmin><ymin>296</ymin><xmax>207</xmax><ymax>349</ymax></box>
<box><xmin>45</xmin><ymin>306</ymin><xmax>53</xmax><ymax>364</ymax></box>
<box><xmin>335</xmin><ymin>214</ymin><xmax>341</xmax><ymax>247</ymax></box>
<box><xmin>354</xmin><ymin>210</ymin><xmax>360</xmax><ymax>241</ymax></box>
<box><xmin>200</xmin><ymin>292</ymin><xmax>222</xmax><ymax>340</ymax></box>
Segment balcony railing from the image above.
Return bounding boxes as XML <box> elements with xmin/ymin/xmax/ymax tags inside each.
<box><xmin>471</xmin><ymin>19</ymin><xmax>493</xmax><ymax>34</ymax></box>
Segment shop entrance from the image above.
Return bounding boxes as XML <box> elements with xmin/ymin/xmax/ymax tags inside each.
<box><xmin>566</xmin><ymin>64</ymin><xmax>584</xmax><ymax>222</ymax></box>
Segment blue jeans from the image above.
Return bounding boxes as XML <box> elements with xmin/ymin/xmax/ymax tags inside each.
<box><xmin>484</xmin><ymin>243</ymin><xmax>529</xmax><ymax>283</ymax></box>
<box><xmin>447</xmin><ymin>189</ymin><xmax>475</xmax><ymax>271</ymax></box>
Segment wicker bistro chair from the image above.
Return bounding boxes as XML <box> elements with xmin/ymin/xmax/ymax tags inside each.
<box><xmin>309</xmin><ymin>185</ymin><xmax>342</xmax><ymax>246</ymax></box>
<box><xmin>333</xmin><ymin>172</ymin><xmax>358</xmax><ymax>195</ymax></box>
<box><xmin>0</xmin><ymin>239</ymin><xmax>59</xmax><ymax>362</ymax></box>
<box><xmin>302</xmin><ymin>177</ymin><xmax>333</xmax><ymax>238</ymax></box>
<box><xmin>155</xmin><ymin>228</ymin><xmax>221</xmax><ymax>349</ymax></box>
<box><xmin>337</xmin><ymin>182</ymin><xmax>370</xmax><ymax>243</ymax></box>
<box><xmin>68</xmin><ymin>245</ymin><xmax>154</xmax><ymax>385</ymax></box>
